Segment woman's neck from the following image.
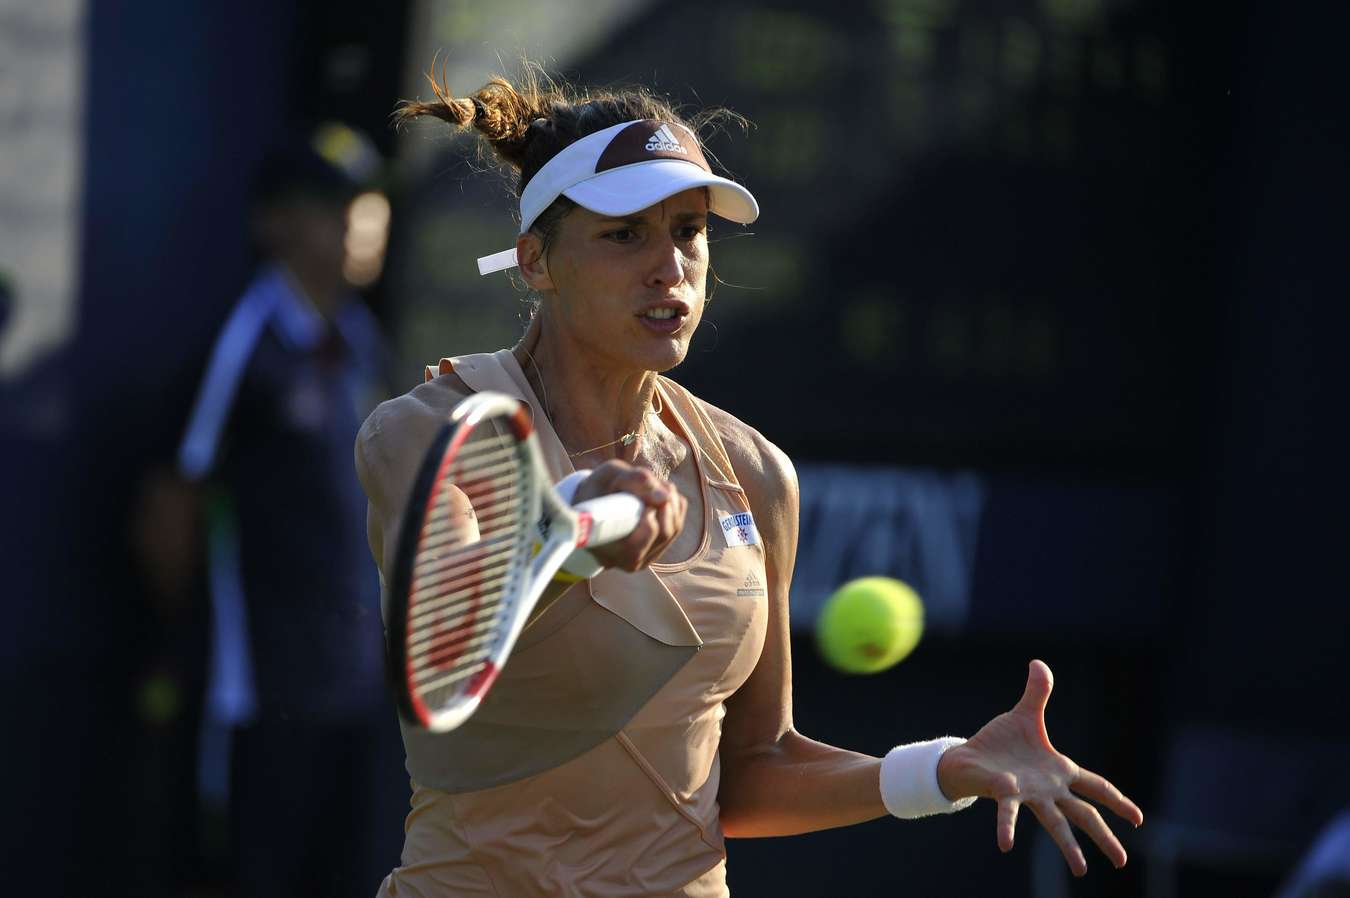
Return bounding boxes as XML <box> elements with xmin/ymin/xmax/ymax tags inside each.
<box><xmin>514</xmin><ymin>318</ymin><xmax>659</xmax><ymax>463</ymax></box>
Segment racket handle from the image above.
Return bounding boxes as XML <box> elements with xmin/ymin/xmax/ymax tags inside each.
<box><xmin>572</xmin><ymin>492</ymin><xmax>644</xmax><ymax>547</ymax></box>
<box><xmin>560</xmin><ymin>547</ymin><xmax>602</xmax><ymax>579</ymax></box>
<box><xmin>559</xmin><ymin>493</ymin><xmax>643</xmax><ymax>580</ymax></box>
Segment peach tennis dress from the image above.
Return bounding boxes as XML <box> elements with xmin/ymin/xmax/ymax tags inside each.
<box><xmin>376</xmin><ymin>350</ymin><xmax>770</xmax><ymax>898</ymax></box>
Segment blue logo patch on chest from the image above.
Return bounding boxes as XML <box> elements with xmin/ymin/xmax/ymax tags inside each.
<box><xmin>719</xmin><ymin>511</ymin><xmax>759</xmax><ymax>548</ymax></box>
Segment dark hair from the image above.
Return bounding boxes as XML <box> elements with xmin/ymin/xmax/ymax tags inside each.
<box><xmin>393</xmin><ymin>61</ymin><xmax>742</xmax><ymax>252</ymax></box>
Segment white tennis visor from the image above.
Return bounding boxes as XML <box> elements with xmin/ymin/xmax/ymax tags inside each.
<box><xmin>475</xmin><ymin>119</ymin><xmax>759</xmax><ymax>275</ymax></box>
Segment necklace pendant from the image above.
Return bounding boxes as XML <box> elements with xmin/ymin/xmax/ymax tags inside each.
<box><xmin>621</xmin><ymin>432</ymin><xmax>637</xmax><ymax>447</ymax></box>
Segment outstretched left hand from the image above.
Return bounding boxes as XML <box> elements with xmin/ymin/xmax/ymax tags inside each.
<box><xmin>936</xmin><ymin>660</ymin><xmax>1145</xmax><ymax>877</ymax></box>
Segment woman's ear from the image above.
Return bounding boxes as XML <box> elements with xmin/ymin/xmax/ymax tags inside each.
<box><xmin>516</xmin><ymin>233</ymin><xmax>553</xmax><ymax>292</ymax></box>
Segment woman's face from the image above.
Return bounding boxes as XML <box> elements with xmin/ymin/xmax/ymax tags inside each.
<box><xmin>535</xmin><ymin>187</ymin><xmax>710</xmax><ymax>374</ymax></box>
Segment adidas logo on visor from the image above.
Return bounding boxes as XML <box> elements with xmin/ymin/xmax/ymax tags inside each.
<box><xmin>475</xmin><ymin>119</ymin><xmax>759</xmax><ymax>276</ymax></box>
<box><xmin>644</xmin><ymin>124</ymin><xmax>688</xmax><ymax>155</ymax></box>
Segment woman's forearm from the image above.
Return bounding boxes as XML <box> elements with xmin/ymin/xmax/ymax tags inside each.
<box><xmin>718</xmin><ymin>730</ymin><xmax>888</xmax><ymax>838</ymax></box>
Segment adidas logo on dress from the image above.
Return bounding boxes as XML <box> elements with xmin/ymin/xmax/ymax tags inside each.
<box><xmin>645</xmin><ymin>124</ymin><xmax>688</xmax><ymax>154</ymax></box>
<box><xmin>737</xmin><ymin>570</ymin><xmax>766</xmax><ymax>598</ymax></box>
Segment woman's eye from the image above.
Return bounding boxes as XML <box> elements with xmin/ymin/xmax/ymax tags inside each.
<box><xmin>605</xmin><ymin>228</ymin><xmax>635</xmax><ymax>243</ymax></box>
<box><xmin>676</xmin><ymin>224</ymin><xmax>707</xmax><ymax>241</ymax></box>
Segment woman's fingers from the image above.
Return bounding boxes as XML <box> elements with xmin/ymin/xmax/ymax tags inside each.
<box><xmin>1060</xmin><ymin>797</ymin><xmax>1127</xmax><ymax>869</ymax></box>
<box><xmin>640</xmin><ymin>484</ymin><xmax>683</xmax><ymax>565</ymax></box>
<box><xmin>628</xmin><ymin>483</ymin><xmax>684</xmax><ymax>569</ymax></box>
<box><xmin>1013</xmin><ymin>660</ymin><xmax>1054</xmax><ymax>719</ymax></box>
<box><xmin>996</xmin><ymin>797</ymin><xmax>1021</xmax><ymax>853</ymax></box>
<box><xmin>1028</xmin><ymin>800</ymin><xmax>1087</xmax><ymax>877</ymax></box>
<box><xmin>656</xmin><ymin>486</ymin><xmax>691</xmax><ymax>556</ymax></box>
<box><xmin>1072</xmin><ymin>767</ymin><xmax>1144</xmax><ymax>828</ymax></box>
<box><xmin>572</xmin><ymin>459</ymin><xmax>691</xmax><ymax>569</ymax></box>
<box><xmin>581</xmin><ymin>460</ymin><xmax>666</xmax><ymax>503</ymax></box>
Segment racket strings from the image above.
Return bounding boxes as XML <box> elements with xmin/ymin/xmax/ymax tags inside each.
<box><xmin>412</xmin><ymin>531</ymin><xmax>515</xmax><ymax>583</ymax></box>
<box><xmin>415</xmin><ymin>650</ymin><xmax>498</xmax><ymax>694</ymax></box>
<box><xmin>437</xmin><ymin>434</ymin><xmax>516</xmax><ymax>461</ymax></box>
<box><xmin>408</xmin><ymin>628</ymin><xmax>501</xmax><ymax>676</ymax></box>
<box><xmin>418</xmin><ymin>489</ymin><xmax>522</xmax><ymax>550</ymax></box>
<box><xmin>432</xmin><ymin>455</ymin><xmax>522</xmax><ymax>494</ymax></box>
<box><xmin>408</xmin><ymin>566</ymin><xmax>512</xmax><ymax>627</ymax></box>
<box><xmin>410</xmin><ymin>558</ymin><xmax>512</xmax><ymax>607</ymax></box>
<box><xmin>409</xmin><ymin>629</ymin><xmax>498</xmax><ymax>675</ymax></box>
<box><xmin>406</xmin><ymin>422</ymin><xmax>532</xmax><ymax>707</ymax></box>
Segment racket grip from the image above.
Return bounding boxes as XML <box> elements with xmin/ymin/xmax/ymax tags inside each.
<box><xmin>572</xmin><ymin>492</ymin><xmax>644</xmax><ymax>547</ymax></box>
<box><xmin>553</xmin><ymin>470</ymin><xmax>592</xmax><ymax>506</ymax></box>
<box><xmin>559</xmin><ymin>492</ymin><xmax>643</xmax><ymax>580</ymax></box>
<box><xmin>560</xmin><ymin>548</ymin><xmax>602</xmax><ymax>579</ymax></box>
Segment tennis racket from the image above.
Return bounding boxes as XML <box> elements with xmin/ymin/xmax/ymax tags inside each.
<box><xmin>386</xmin><ymin>391</ymin><xmax>644</xmax><ymax>733</ymax></box>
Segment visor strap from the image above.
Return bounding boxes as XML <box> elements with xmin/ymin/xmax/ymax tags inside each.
<box><xmin>476</xmin><ymin>247</ymin><xmax>519</xmax><ymax>276</ymax></box>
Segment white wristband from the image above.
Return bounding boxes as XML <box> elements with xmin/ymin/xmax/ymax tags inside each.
<box><xmin>879</xmin><ymin>736</ymin><xmax>978</xmax><ymax>819</ymax></box>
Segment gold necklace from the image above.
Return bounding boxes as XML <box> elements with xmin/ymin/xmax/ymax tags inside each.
<box><xmin>566</xmin><ymin>387</ymin><xmax>664</xmax><ymax>459</ymax></box>
<box><xmin>521</xmin><ymin>347</ymin><xmax>663</xmax><ymax>459</ymax></box>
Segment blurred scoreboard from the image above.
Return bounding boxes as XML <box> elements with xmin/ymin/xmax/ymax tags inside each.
<box><xmin>392</xmin><ymin>0</ymin><xmax>1224</xmax><ymax>477</ymax></box>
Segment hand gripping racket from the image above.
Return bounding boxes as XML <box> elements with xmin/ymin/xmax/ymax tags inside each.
<box><xmin>386</xmin><ymin>391</ymin><xmax>644</xmax><ymax>733</ymax></box>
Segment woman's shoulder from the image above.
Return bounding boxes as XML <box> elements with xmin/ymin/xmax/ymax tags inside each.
<box><xmin>363</xmin><ymin>371</ymin><xmax>470</xmax><ymax>439</ymax></box>
<box><xmin>356</xmin><ymin>371</ymin><xmax>472</xmax><ymax>499</ymax></box>
<box><xmin>686</xmin><ymin>392</ymin><xmax>797</xmax><ymax>511</ymax></box>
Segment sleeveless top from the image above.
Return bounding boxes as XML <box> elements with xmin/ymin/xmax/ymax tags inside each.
<box><xmin>380</xmin><ymin>350</ymin><xmax>769</xmax><ymax>898</ymax></box>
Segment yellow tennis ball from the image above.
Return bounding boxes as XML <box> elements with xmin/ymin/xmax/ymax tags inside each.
<box><xmin>816</xmin><ymin>577</ymin><xmax>924</xmax><ymax>674</ymax></box>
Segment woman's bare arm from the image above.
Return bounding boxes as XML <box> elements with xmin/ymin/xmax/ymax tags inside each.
<box><xmin>706</xmin><ymin>405</ymin><xmax>891</xmax><ymax>837</ymax></box>
<box><xmin>707</xmin><ymin>402</ymin><xmax>1142</xmax><ymax>876</ymax></box>
<box><xmin>355</xmin><ymin>382</ymin><xmax>465</xmax><ymax>578</ymax></box>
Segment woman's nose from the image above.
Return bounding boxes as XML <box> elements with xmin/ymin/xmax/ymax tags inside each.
<box><xmin>645</xmin><ymin>235</ymin><xmax>685</xmax><ymax>288</ymax></box>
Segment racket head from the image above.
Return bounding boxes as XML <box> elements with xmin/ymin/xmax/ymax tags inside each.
<box><xmin>386</xmin><ymin>392</ymin><xmax>563</xmax><ymax>733</ymax></box>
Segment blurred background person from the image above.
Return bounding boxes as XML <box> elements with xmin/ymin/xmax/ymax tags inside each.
<box><xmin>132</xmin><ymin>125</ymin><xmax>405</xmax><ymax>898</ymax></box>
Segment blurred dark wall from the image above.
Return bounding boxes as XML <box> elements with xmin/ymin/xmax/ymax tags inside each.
<box><xmin>1194</xmin><ymin>0</ymin><xmax>1345</xmax><ymax>740</ymax></box>
<box><xmin>80</xmin><ymin>0</ymin><xmax>406</xmax><ymax>455</ymax></box>
<box><xmin>3</xmin><ymin>1</ymin><xmax>409</xmax><ymax>893</ymax></box>
<box><xmin>546</xmin><ymin>0</ymin><xmax>1220</xmax><ymax>481</ymax></box>
<box><xmin>51</xmin><ymin>0</ymin><xmax>408</xmax><ymax>658</ymax></box>
<box><xmin>1154</xmin><ymin>8</ymin><xmax>1348</xmax><ymax>890</ymax></box>
<box><xmin>69</xmin><ymin>0</ymin><xmax>297</xmax><ymax>661</ymax></box>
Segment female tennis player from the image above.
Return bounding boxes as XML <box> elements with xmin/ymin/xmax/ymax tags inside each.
<box><xmin>356</xmin><ymin>69</ymin><xmax>1143</xmax><ymax>897</ymax></box>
